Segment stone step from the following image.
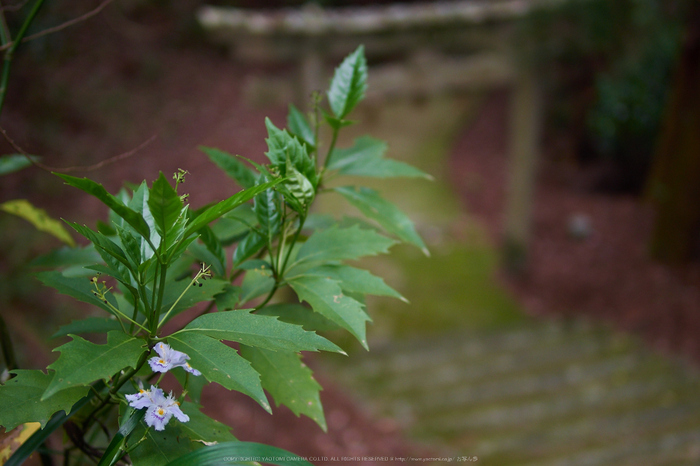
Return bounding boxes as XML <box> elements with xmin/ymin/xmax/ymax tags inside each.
<box><xmin>328</xmin><ymin>319</ymin><xmax>700</xmax><ymax>464</ymax></box>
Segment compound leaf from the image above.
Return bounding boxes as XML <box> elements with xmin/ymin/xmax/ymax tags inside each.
<box><xmin>287</xmin><ymin>275</ymin><xmax>370</xmax><ymax>349</ymax></box>
<box><xmin>288</xmin><ymin>224</ymin><xmax>396</xmax><ymax>273</ymax></box>
<box><xmin>239</xmin><ymin>346</ymin><xmax>326</xmax><ymax>431</ymax></box>
<box><xmin>335</xmin><ymin>185</ymin><xmax>429</xmax><ymax>255</ymax></box>
<box><xmin>298</xmin><ymin>264</ymin><xmax>406</xmax><ymax>302</ymax></box>
<box><xmin>176</xmin><ymin>310</ymin><xmax>343</xmax><ymax>354</ymax></box>
<box><xmin>327</xmin><ymin>136</ymin><xmax>430</xmax><ymax>179</ymax></box>
<box><xmin>0</xmin><ymin>370</ymin><xmax>88</xmax><ymax>431</ymax></box>
<box><xmin>42</xmin><ymin>331</ymin><xmax>146</xmax><ymax>400</ymax></box>
<box><xmin>168</xmin><ymin>333</ymin><xmax>270</xmax><ymax>413</ymax></box>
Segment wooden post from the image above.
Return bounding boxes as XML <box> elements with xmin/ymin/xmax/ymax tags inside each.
<box><xmin>503</xmin><ymin>63</ymin><xmax>542</xmax><ymax>274</ymax></box>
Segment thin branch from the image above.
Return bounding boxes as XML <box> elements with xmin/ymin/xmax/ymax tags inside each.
<box><xmin>1</xmin><ymin>0</ymin><xmax>30</xmax><ymax>13</ymax></box>
<box><xmin>0</xmin><ymin>125</ymin><xmax>157</xmax><ymax>173</ymax></box>
<box><xmin>0</xmin><ymin>0</ymin><xmax>115</xmax><ymax>52</ymax></box>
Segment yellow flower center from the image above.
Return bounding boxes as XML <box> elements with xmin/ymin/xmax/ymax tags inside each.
<box><xmin>158</xmin><ymin>408</ymin><xmax>165</xmax><ymax>416</ymax></box>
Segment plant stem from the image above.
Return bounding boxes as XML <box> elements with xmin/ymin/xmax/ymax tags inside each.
<box><xmin>157</xmin><ymin>267</ymin><xmax>208</xmax><ymax>328</ymax></box>
<box><xmin>151</xmin><ymin>262</ymin><xmax>168</xmax><ymax>335</ymax></box>
<box><xmin>0</xmin><ymin>0</ymin><xmax>44</xmax><ymax>115</ymax></box>
<box><xmin>0</xmin><ymin>314</ymin><xmax>18</xmax><ymax>373</ymax></box>
<box><xmin>280</xmin><ymin>214</ymin><xmax>306</xmax><ymax>276</ymax></box>
<box><xmin>321</xmin><ymin>127</ymin><xmax>340</xmax><ymax>173</ymax></box>
<box><xmin>254</xmin><ymin>283</ymin><xmax>279</xmax><ymax>311</ymax></box>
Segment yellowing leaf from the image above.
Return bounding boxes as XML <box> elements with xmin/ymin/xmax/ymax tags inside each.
<box><xmin>0</xmin><ymin>199</ymin><xmax>75</xmax><ymax>246</ymax></box>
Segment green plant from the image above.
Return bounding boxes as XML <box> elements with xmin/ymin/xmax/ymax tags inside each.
<box><xmin>0</xmin><ymin>45</ymin><xmax>430</xmax><ymax>465</ymax></box>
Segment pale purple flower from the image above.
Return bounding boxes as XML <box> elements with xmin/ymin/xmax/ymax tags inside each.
<box><xmin>144</xmin><ymin>387</ymin><xmax>189</xmax><ymax>431</ymax></box>
<box><xmin>127</xmin><ymin>385</ymin><xmax>189</xmax><ymax>431</ymax></box>
<box><xmin>148</xmin><ymin>342</ymin><xmax>201</xmax><ymax>376</ymax></box>
<box><xmin>125</xmin><ymin>382</ymin><xmax>153</xmax><ymax>410</ymax></box>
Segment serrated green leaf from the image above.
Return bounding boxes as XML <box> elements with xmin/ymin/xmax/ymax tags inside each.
<box><xmin>327</xmin><ymin>135</ymin><xmax>431</xmax><ymax>179</ymax></box>
<box><xmin>148</xmin><ymin>172</ymin><xmax>184</xmax><ymax>240</ymax></box>
<box><xmin>211</xmin><ymin>204</ymin><xmax>257</xmax><ymax>245</ymax></box>
<box><xmin>5</xmin><ymin>381</ymin><xmax>106</xmax><ymax>466</ymax></box>
<box><xmin>176</xmin><ymin>310</ymin><xmax>343</xmax><ymax>353</ymax></box>
<box><xmin>189</xmin><ymin>226</ymin><xmax>226</xmax><ymax>277</ymax></box>
<box><xmin>56</xmin><ymin>173</ymin><xmax>151</xmax><ymax>240</ymax></box>
<box><xmin>51</xmin><ymin>316</ymin><xmax>123</xmax><ymax>338</ymax></box>
<box><xmin>239</xmin><ymin>346</ymin><xmax>326</xmax><ymax>431</ymax></box>
<box><xmin>35</xmin><ymin>271</ymin><xmax>116</xmax><ymax>315</ymax></box>
<box><xmin>283</xmin><ymin>166</ymin><xmax>315</xmax><ymax>208</ymax></box>
<box><xmin>0</xmin><ymin>370</ymin><xmax>89</xmax><ymax>430</ymax></box>
<box><xmin>264</xmin><ymin>118</ymin><xmax>315</xmax><ymax>182</ymax></box>
<box><xmin>239</xmin><ymin>266</ymin><xmax>274</xmax><ymax>304</ymax></box>
<box><xmin>214</xmin><ymin>284</ymin><xmax>241</xmax><ymax>311</ymax></box>
<box><xmin>256</xmin><ymin>303</ymin><xmax>342</xmax><ymax>333</ymax></box>
<box><xmin>67</xmin><ymin>222</ymin><xmax>134</xmax><ymax>282</ymax></box>
<box><xmin>125</xmin><ymin>181</ymin><xmax>159</xmax><ymax>260</ymax></box>
<box><xmin>164</xmin><ymin>441</ymin><xmax>313</xmax><ymax>466</ymax></box>
<box><xmin>297</xmin><ymin>264</ymin><xmax>406</xmax><ymax>302</ymax></box>
<box><xmin>287</xmin><ymin>275</ymin><xmax>370</xmax><ymax>349</ymax></box>
<box><xmin>254</xmin><ymin>184</ymin><xmax>281</xmax><ymax>240</ymax></box>
<box><xmin>177</xmin><ymin>402</ymin><xmax>237</xmax><ymax>443</ymax></box>
<box><xmin>43</xmin><ymin>331</ymin><xmax>146</xmax><ymax>400</ymax></box>
<box><xmin>287</xmin><ymin>104</ymin><xmax>315</xmax><ymax>148</ymax></box>
<box><xmin>183</xmin><ymin>179</ymin><xmax>282</xmax><ymax>239</ymax></box>
<box><xmin>335</xmin><ymin>185</ymin><xmax>429</xmax><ymax>255</ymax></box>
<box><xmin>200</xmin><ymin>146</ymin><xmax>258</xmax><ymax>189</ymax></box>
<box><xmin>168</xmin><ymin>333</ymin><xmax>270</xmax><ymax>413</ymax></box>
<box><xmin>116</xmin><ymin>225</ymin><xmax>142</xmax><ymax>269</ymax></box>
<box><xmin>327</xmin><ymin>45</ymin><xmax>367</xmax><ymax>119</ymax></box>
<box><xmin>0</xmin><ymin>199</ymin><xmax>75</xmax><ymax>246</ymax></box>
<box><xmin>0</xmin><ymin>154</ymin><xmax>39</xmax><ymax>176</ymax></box>
<box><xmin>232</xmin><ymin>230</ymin><xmax>266</xmax><ymax>267</ymax></box>
<box><xmin>30</xmin><ymin>245</ymin><xmax>101</xmax><ymax>269</ymax></box>
<box><xmin>288</xmin><ymin>224</ymin><xmax>396</xmax><ymax>273</ymax></box>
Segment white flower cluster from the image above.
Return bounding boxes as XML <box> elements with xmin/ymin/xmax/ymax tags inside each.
<box><xmin>126</xmin><ymin>343</ymin><xmax>201</xmax><ymax>430</ymax></box>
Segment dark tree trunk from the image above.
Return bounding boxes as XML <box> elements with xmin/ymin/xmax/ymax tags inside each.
<box><xmin>647</xmin><ymin>5</ymin><xmax>700</xmax><ymax>263</ymax></box>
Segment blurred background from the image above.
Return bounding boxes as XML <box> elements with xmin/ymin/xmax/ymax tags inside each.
<box><xmin>1</xmin><ymin>0</ymin><xmax>700</xmax><ymax>464</ymax></box>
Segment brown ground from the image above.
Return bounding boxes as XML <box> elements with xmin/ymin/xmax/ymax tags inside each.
<box><xmin>2</xmin><ymin>3</ymin><xmax>700</xmax><ymax>464</ymax></box>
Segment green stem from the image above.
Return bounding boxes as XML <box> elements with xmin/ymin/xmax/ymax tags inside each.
<box><xmin>129</xmin><ymin>295</ymin><xmax>139</xmax><ymax>334</ymax></box>
<box><xmin>321</xmin><ymin>126</ymin><xmax>340</xmax><ymax>173</ymax></box>
<box><xmin>280</xmin><ymin>214</ymin><xmax>306</xmax><ymax>276</ymax></box>
<box><xmin>275</xmin><ymin>207</ymin><xmax>289</xmax><ymax>274</ymax></box>
<box><xmin>151</xmin><ymin>262</ymin><xmax>168</xmax><ymax>334</ymax></box>
<box><xmin>254</xmin><ymin>282</ymin><xmax>279</xmax><ymax>311</ymax></box>
<box><xmin>103</xmin><ymin>300</ymin><xmax>148</xmax><ymax>334</ymax></box>
<box><xmin>0</xmin><ymin>0</ymin><xmax>44</xmax><ymax>115</ymax></box>
<box><xmin>0</xmin><ymin>314</ymin><xmax>18</xmax><ymax>373</ymax></box>
<box><xmin>157</xmin><ymin>269</ymin><xmax>206</xmax><ymax>328</ymax></box>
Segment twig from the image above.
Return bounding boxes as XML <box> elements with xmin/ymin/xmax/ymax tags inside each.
<box><xmin>0</xmin><ymin>0</ymin><xmax>116</xmax><ymax>52</ymax></box>
<box><xmin>0</xmin><ymin>125</ymin><xmax>157</xmax><ymax>173</ymax></box>
<box><xmin>0</xmin><ymin>0</ymin><xmax>30</xmax><ymax>13</ymax></box>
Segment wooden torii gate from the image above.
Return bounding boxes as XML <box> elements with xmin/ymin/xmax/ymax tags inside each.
<box><xmin>197</xmin><ymin>0</ymin><xmax>561</xmax><ymax>272</ymax></box>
